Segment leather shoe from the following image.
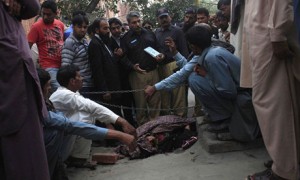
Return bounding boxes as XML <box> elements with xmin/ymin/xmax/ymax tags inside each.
<box><xmin>205</xmin><ymin>121</ymin><xmax>229</xmax><ymax>133</ymax></box>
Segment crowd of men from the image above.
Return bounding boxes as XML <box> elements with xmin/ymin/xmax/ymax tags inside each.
<box><xmin>1</xmin><ymin>0</ymin><xmax>300</xmax><ymax>179</ymax></box>
<box><xmin>27</xmin><ymin>1</ymin><xmax>233</xmax><ymax>125</ymax></box>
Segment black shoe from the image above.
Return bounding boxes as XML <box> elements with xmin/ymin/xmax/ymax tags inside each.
<box><xmin>205</xmin><ymin>121</ymin><xmax>229</xmax><ymax>133</ymax></box>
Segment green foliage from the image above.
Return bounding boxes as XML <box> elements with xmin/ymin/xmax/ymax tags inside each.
<box><xmin>125</xmin><ymin>0</ymin><xmax>196</xmax><ymax>28</ymax></box>
<box><xmin>198</xmin><ymin>0</ymin><xmax>218</xmax><ymax>14</ymax></box>
<box><xmin>104</xmin><ymin>0</ymin><xmax>120</xmax><ymax>14</ymax></box>
<box><xmin>125</xmin><ymin>0</ymin><xmax>219</xmax><ymax>28</ymax></box>
<box><xmin>56</xmin><ymin>0</ymin><xmax>218</xmax><ymax>27</ymax></box>
<box><xmin>57</xmin><ymin>0</ymin><xmax>119</xmax><ymax>25</ymax></box>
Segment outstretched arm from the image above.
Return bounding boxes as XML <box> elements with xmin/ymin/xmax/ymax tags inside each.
<box><xmin>46</xmin><ymin>111</ymin><xmax>136</xmax><ymax>148</ymax></box>
<box><xmin>50</xmin><ymin>90</ymin><xmax>136</xmax><ymax>136</ymax></box>
<box><xmin>145</xmin><ymin>55</ymin><xmax>199</xmax><ymax>98</ymax></box>
<box><xmin>115</xmin><ymin>117</ymin><xmax>137</xmax><ymax>137</ymax></box>
<box><xmin>155</xmin><ymin>55</ymin><xmax>199</xmax><ymax>91</ymax></box>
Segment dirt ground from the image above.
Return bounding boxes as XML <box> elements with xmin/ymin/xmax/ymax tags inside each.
<box><xmin>67</xmin><ymin>144</ymin><xmax>269</xmax><ymax>180</ymax></box>
<box><xmin>66</xmin><ymin>89</ymin><xmax>270</xmax><ymax>180</ymax></box>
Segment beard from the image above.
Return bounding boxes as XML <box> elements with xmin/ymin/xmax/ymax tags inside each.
<box><xmin>99</xmin><ymin>33</ymin><xmax>111</xmax><ymax>45</ymax></box>
<box><xmin>161</xmin><ymin>21</ymin><xmax>170</xmax><ymax>29</ymax></box>
<box><xmin>132</xmin><ymin>26</ymin><xmax>142</xmax><ymax>34</ymax></box>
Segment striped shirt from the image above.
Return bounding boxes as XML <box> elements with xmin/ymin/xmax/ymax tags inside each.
<box><xmin>62</xmin><ymin>34</ymin><xmax>93</xmax><ymax>87</ymax></box>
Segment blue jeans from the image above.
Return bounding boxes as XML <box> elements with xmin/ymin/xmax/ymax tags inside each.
<box><xmin>44</xmin><ymin>111</ymin><xmax>108</xmax><ymax>176</ymax></box>
<box><xmin>188</xmin><ymin>72</ymin><xmax>234</xmax><ymax>121</ymax></box>
<box><xmin>45</xmin><ymin>68</ymin><xmax>60</xmax><ymax>92</ymax></box>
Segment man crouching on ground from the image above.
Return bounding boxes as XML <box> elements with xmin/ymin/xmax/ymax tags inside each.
<box><xmin>49</xmin><ymin>65</ymin><xmax>136</xmax><ymax>169</ymax></box>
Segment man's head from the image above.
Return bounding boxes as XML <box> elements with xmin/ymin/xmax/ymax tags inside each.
<box><xmin>196</xmin><ymin>7</ymin><xmax>209</xmax><ymax>24</ymax></box>
<box><xmin>122</xmin><ymin>23</ymin><xmax>130</xmax><ymax>33</ymax></box>
<box><xmin>185</xmin><ymin>24</ymin><xmax>212</xmax><ymax>55</ymax></box>
<box><xmin>92</xmin><ymin>18</ymin><xmax>110</xmax><ymax>43</ymax></box>
<box><xmin>126</xmin><ymin>11</ymin><xmax>142</xmax><ymax>33</ymax></box>
<box><xmin>57</xmin><ymin>65</ymin><xmax>82</xmax><ymax>92</ymax></box>
<box><xmin>37</xmin><ymin>68</ymin><xmax>51</xmax><ymax>98</ymax></box>
<box><xmin>210</xmin><ymin>13</ymin><xmax>219</xmax><ymax>27</ymax></box>
<box><xmin>156</xmin><ymin>7</ymin><xmax>171</xmax><ymax>29</ymax></box>
<box><xmin>182</xmin><ymin>7</ymin><xmax>197</xmax><ymax>32</ymax></box>
<box><xmin>217</xmin><ymin>0</ymin><xmax>231</xmax><ymax>18</ymax></box>
<box><xmin>72</xmin><ymin>14</ymin><xmax>89</xmax><ymax>40</ymax></box>
<box><xmin>216</xmin><ymin>11</ymin><xmax>229</xmax><ymax>31</ymax></box>
<box><xmin>109</xmin><ymin>18</ymin><xmax>123</xmax><ymax>38</ymax></box>
<box><xmin>41</xmin><ymin>0</ymin><xmax>57</xmax><ymax>24</ymax></box>
<box><xmin>184</xmin><ymin>7</ymin><xmax>197</xmax><ymax>26</ymax></box>
<box><xmin>142</xmin><ymin>20</ymin><xmax>153</xmax><ymax>31</ymax></box>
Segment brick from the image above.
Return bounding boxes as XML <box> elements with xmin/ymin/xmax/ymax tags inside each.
<box><xmin>92</xmin><ymin>153</ymin><xmax>119</xmax><ymax>164</ymax></box>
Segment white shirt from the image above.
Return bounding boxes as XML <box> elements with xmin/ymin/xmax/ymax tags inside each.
<box><xmin>50</xmin><ymin>87</ymin><xmax>118</xmax><ymax>124</ymax></box>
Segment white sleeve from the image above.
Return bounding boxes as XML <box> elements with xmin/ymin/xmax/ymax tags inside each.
<box><xmin>50</xmin><ymin>90</ymin><xmax>118</xmax><ymax>124</ymax></box>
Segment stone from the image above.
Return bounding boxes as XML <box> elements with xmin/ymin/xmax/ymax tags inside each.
<box><xmin>196</xmin><ymin>117</ymin><xmax>264</xmax><ymax>153</ymax></box>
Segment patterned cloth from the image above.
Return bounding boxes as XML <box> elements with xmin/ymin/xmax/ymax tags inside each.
<box><xmin>115</xmin><ymin>115</ymin><xmax>196</xmax><ymax>159</ymax></box>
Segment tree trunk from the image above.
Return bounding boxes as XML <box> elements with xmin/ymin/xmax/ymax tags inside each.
<box><xmin>85</xmin><ymin>0</ymin><xmax>101</xmax><ymax>13</ymax></box>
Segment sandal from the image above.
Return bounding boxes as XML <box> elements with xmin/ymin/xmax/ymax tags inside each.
<box><xmin>181</xmin><ymin>136</ymin><xmax>198</xmax><ymax>150</ymax></box>
<box><xmin>246</xmin><ymin>169</ymin><xmax>287</xmax><ymax>180</ymax></box>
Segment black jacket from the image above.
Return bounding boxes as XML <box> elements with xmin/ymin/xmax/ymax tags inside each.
<box><xmin>88</xmin><ymin>35</ymin><xmax>121</xmax><ymax>96</ymax></box>
<box><xmin>121</xmin><ymin>28</ymin><xmax>159</xmax><ymax>71</ymax></box>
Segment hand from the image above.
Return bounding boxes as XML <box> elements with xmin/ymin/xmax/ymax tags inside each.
<box><xmin>122</xmin><ymin>122</ymin><xmax>137</xmax><ymax>137</ymax></box>
<box><xmin>194</xmin><ymin>64</ymin><xmax>207</xmax><ymax>77</ymax></box>
<box><xmin>114</xmin><ymin>48</ymin><xmax>123</xmax><ymax>57</ymax></box>
<box><xmin>144</xmin><ymin>85</ymin><xmax>156</xmax><ymax>99</ymax></box>
<box><xmin>155</xmin><ymin>53</ymin><xmax>165</xmax><ymax>62</ymax></box>
<box><xmin>106</xmin><ymin>130</ymin><xmax>137</xmax><ymax>152</ymax></box>
<box><xmin>116</xmin><ymin>117</ymin><xmax>137</xmax><ymax>137</ymax></box>
<box><xmin>133</xmin><ymin>64</ymin><xmax>146</xmax><ymax>74</ymax></box>
<box><xmin>120</xmin><ymin>133</ymin><xmax>137</xmax><ymax>152</ymax></box>
<box><xmin>165</xmin><ymin>37</ymin><xmax>178</xmax><ymax>55</ymax></box>
<box><xmin>3</xmin><ymin>0</ymin><xmax>21</xmax><ymax>17</ymax></box>
<box><xmin>103</xmin><ymin>93</ymin><xmax>111</xmax><ymax>101</ymax></box>
<box><xmin>272</xmin><ymin>41</ymin><xmax>294</xmax><ymax>60</ymax></box>
<box><xmin>224</xmin><ymin>31</ymin><xmax>230</xmax><ymax>43</ymax></box>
